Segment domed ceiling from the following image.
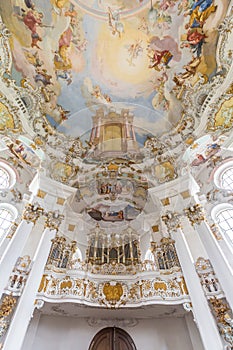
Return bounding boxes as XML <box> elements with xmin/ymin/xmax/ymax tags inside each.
<box><xmin>0</xmin><ymin>0</ymin><xmax>228</xmax><ymax>135</ymax></box>
<box><xmin>0</xmin><ymin>0</ymin><xmax>232</xmax><ymax>234</ymax></box>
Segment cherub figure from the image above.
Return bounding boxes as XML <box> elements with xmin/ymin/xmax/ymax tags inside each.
<box><xmin>108</xmin><ymin>7</ymin><xmax>124</xmax><ymax>37</ymax></box>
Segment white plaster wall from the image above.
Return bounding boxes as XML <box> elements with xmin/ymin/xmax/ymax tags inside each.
<box><xmin>22</xmin><ymin>313</ymin><xmax>204</xmax><ymax>350</ymax></box>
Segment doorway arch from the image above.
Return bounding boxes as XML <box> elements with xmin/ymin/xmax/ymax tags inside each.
<box><xmin>88</xmin><ymin>327</ymin><xmax>137</xmax><ymax>350</ymax></box>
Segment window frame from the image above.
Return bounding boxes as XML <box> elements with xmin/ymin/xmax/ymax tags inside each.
<box><xmin>0</xmin><ymin>161</ymin><xmax>16</xmax><ymax>190</ymax></box>
<box><xmin>211</xmin><ymin>203</ymin><xmax>233</xmax><ymax>252</ymax></box>
<box><xmin>214</xmin><ymin>160</ymin><xmax>233</xmax><ymax>191</ymax></box>
<box><xmin>0</xmin><ymin>203</ymin><xmax>18</xmax><ymax>243</ymax></box>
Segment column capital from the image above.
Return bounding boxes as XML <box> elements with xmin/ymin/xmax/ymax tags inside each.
<box><xmin>22</xmin><ymin>203</ymin><xmax>44</xmax><ymax>224</ymax></box>
<box><xmin>44</xmin><ymin>211</ymin><xmax>64</xmax><ymax>231</ymax></box>
<box><xmin>162</xmin><ymin>211</ymin><xmax>182</xmax><ymax>232</ymax></box>
<box><xmin>184</xmin><ymin>204</ymin><xmax>205</xmax><ymax>226</ymax></box>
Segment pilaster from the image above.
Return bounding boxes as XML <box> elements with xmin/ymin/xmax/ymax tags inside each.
<box><xmin>2</xmin><ymin>211</ymin><xmax>63</xmax><ymax>350</ymax></box>
<box><xmin>185</xmin><ymin>204</ymin><xmax>233</xmax><ymax>311</ymax></box>
<box><xmin>0</xmin><ymin>203</ymin><xmax>43</xmax><ymax>298</ymax></box>
<box><xmin>162</xmin><ymin>213</ymin><xmax>223</xmax><ymax>350</ymax></box>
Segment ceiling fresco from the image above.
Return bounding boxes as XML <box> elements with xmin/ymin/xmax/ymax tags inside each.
<box><xmin>0</xmin><ymin>0</ymin><xmax>232</xmax><ymax>234</ymax></box>
<box><xmin>0</xmin><ymin>0</ymin><xmax>229</xmax><ymax>139</ymax></box>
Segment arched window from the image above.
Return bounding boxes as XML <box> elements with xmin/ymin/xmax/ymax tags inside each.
<box><xmin>214</xmin><ymin>160</ymin><xmax>233</xmax><ymax>191</ymax></box>
<box><xmin>0</xmin><ymin>204</ymin><xmax>18</xmax><ymax>239</ymax></box>
<box><xmin>212</xmin><ymin>204</ymin><xmax>233</xmax><ymax>248</ymax></box>
<box><xmin>0</xmin><ymin>161</ymin><xmax>16</xmax><ymax>190</ymax></box>
<box><xmin>0</xmin><ymin>168</ymin><xmax>10</xmax><ymax>189</ymax></box>
<box><xmin>221</xmin><ymin>167</ymin><xmax>233</xmax><ymax>190</ymax></box>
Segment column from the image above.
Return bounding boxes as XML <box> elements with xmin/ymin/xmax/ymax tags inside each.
<box><xmin>0</xmin><ymin>222</ymin><xmax>18</xmax><ymax>259</ymax></box>
<box><xmin>20</xmin><ymin>309</ymin><xmax>41</xmax><ymax>350</ymax></box>
<box><xmin>185</xmin><ymin>313</ymin><xmax>205</xmax><ymax>350</ymax></box>
<box><xmin>0</xmin><ymin>216</ymin><xmax>32</xmax><ymax>298</ymax></box>
<box><xmin>185</xmin><ymin>205</ymin><xmax>233</xmax><ymax>310</ymax></box>
<box><xmin>2</xmin><ymin>211</ymin><xmax>63</xmax><ymax>350</ymax></box>
<box><xmin>0</xmin><ymin>204</ymin><xmax>43</xmax><ymax>298</ymax></box>
<box><xmin>162</xmin><ymin>213</ymin><xmax>223</xmax><ymax>350</ymax></box>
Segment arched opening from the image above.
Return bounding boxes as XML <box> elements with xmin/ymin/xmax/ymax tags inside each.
<box><xmin>214</xmin><ymin>160</ymin><xmax>233</xmax><ymax>191</ymax></box>
<box><xmin>88</xmin><ymin>327</ymin><xmax>137</xmax><ymax>350</ymax></box>
<box><xmin>212</xmin><ymin>204</ymin><xmax>233</xmax><ymax>249</ymax></box>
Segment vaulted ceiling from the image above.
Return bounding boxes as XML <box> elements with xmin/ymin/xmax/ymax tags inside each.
<box><xmin>0</xmin><ymin>0</ymin><xmax>232</xmax><ymax>237</ymax></box>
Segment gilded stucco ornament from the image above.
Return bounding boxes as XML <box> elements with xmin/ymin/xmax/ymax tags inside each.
<box><xmin>184</xmin><ymin>204</ymin><xmax>205</xmax><ymax>226</ymax></box>
<box><xmin>0</xmin><ymin>295</ymin><xmax>17</xmax><ymax>340</ymax></box>
<box><xmin>37</xmin><ymin>273</ymin><xmax>189</xmax><ymax>309</ymax></box>
<box><xmin>0</xmin><ymin>295</ymin><xmax>16</xmax><ymax>318</ymax></box>
<box><xmin>22</xmin><ymin>203</ymin><xmax>44</xmax><ymax>224</ymax></box>
<box><xmin>45</xmin><ymin>211</ymin><xmax>64</xmax><ymax>231</ymax></box>
<box><xmin>195</xmin><ymin>257</ymin><xmax>222</xmax><ymax>296</ymax></box>
<box><xmin>162</xmin><ymin>211</ymin><xmax>182</xmax><ymax>233</ymax></box>
<box><xmin>7</xmin><ymin>256</ymin><xmax>31</xmax><ymax>296</ymax></box>
<box><xmin>103</xmin><ymin>283</ymin><xmax>124</xmax><ymax>306</ymax></box>
<box><xmin>0</xmin><ymin>5</ymin><xmax>232</xmax><ymax>186</ymax></box>
<box><xmin>209</xmin><ymin>297</ymin><xmax>233</xmax><ymax>347</ymax></box>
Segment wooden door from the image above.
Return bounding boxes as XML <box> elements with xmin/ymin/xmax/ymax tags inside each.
<box><xmin>89</xmin><ymin>327</ymin><xmax>137</xmax><ymax>350</ymax></box>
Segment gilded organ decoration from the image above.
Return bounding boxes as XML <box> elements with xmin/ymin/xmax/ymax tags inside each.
<box><xmin>144</xmin><ymin>238</ymin><xmax>180</xmax><ymax>272</ymax></box>
<box><xmin>47</xmin><ymin>236</ymin><xmax>77</xmax><ymax>269</ymax></box>
<box><xmin>86</xmin><ymin>225</ymin><xmax>141</xmax><ymax>268</ymax></box>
